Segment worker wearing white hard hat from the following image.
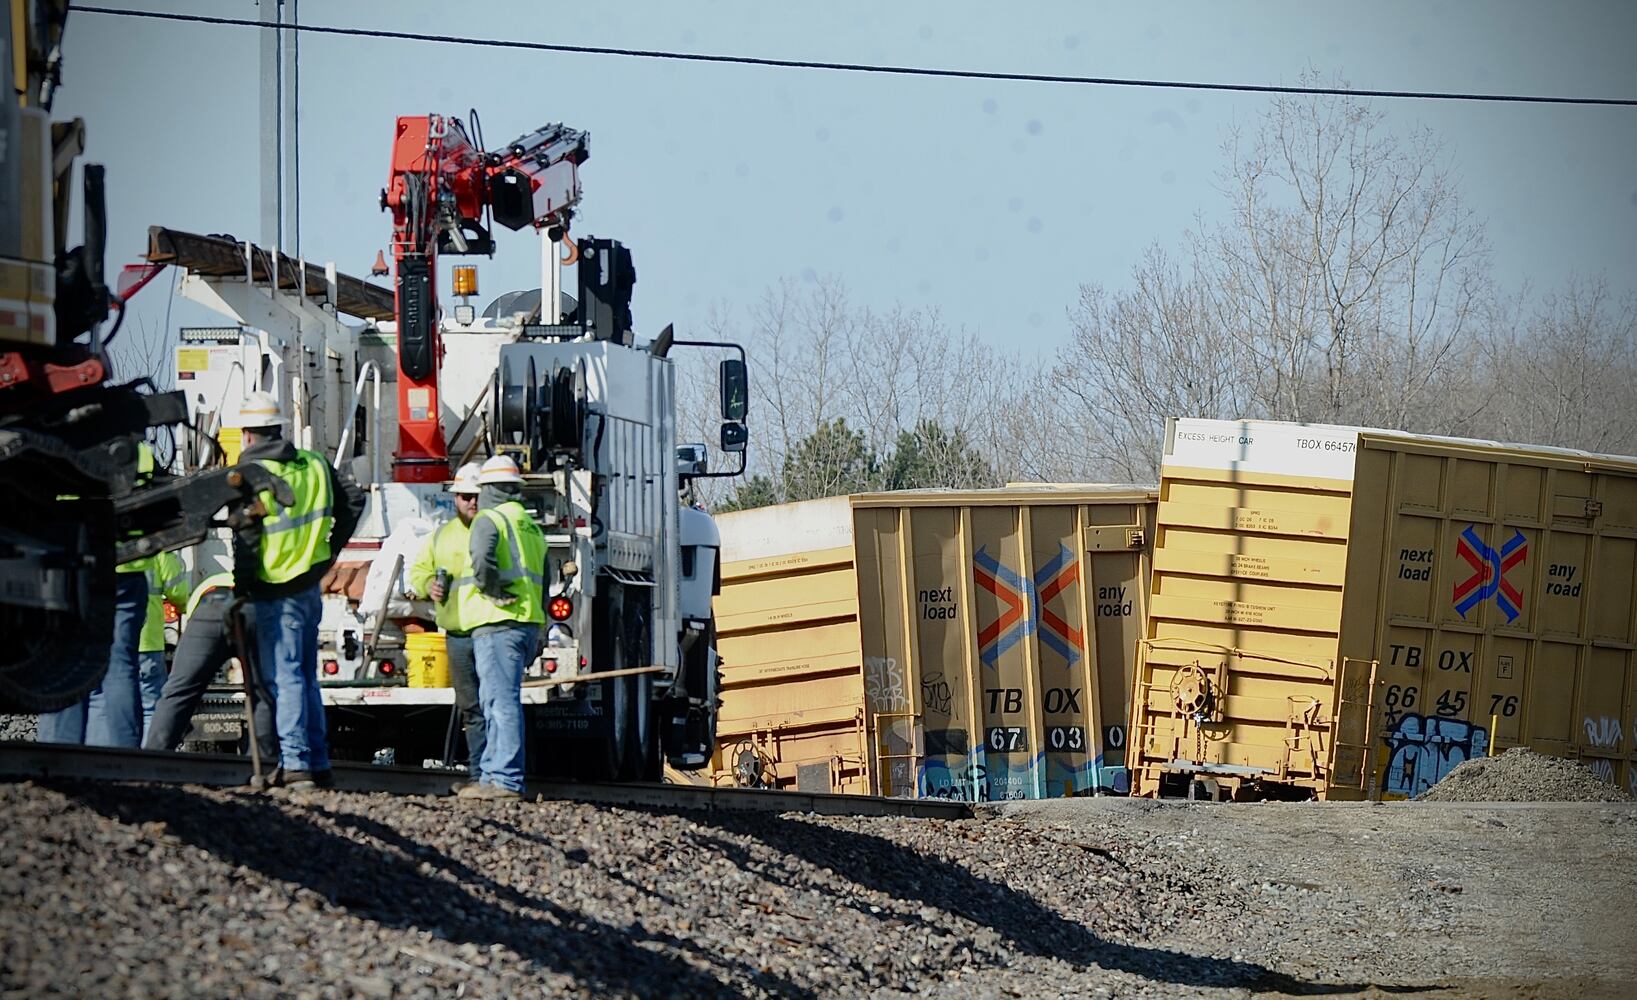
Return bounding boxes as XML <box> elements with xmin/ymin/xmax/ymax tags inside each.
<box><xmin>477</xmin><ymin>454</ymin><xmax>525</xmax><ymax>484</ymax></box>
<box><xmin>230</xmin><ymin>389</ymin><xmax>367</xmax><ymax>791</ymax></box>
<box><xmin>223</xmin><ymin>389</ymin><xmax>285</xmax><ymax>430</ymax></box>
<box><xmin>459</xmin><ymin>453</ymin><xmax>546</xmax><ymax>800</ymax></box>
<box><xmin>406</xmin><ymin>462</ymin><xmax>487</xmax><ymax>789</ymax></box>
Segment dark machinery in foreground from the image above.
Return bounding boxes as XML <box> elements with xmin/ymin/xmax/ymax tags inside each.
<box><xmin>0</xmin><ymin>2</ymin><xmax>279</xmax><ymax>711</ymax></box>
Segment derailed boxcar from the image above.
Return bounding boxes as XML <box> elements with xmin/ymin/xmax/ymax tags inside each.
<box><xmin>711</xmin><ymin>487</ymin><xmax>1156</xmax><ymax>800</ymax></box>
<box><xmin>1129</xmin><ymin>418</ymin><xmax>1637</xmax><ymax>800</ymax></box>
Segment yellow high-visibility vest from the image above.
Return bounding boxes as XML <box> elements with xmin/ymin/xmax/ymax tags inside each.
<box><xmin>138</xmin><ymin>550</ymin><xmax>189</xmax><ymax>652</ymax></box>
<box><xmin>472</xmin><ymin>501</ymin><xmax>546</xmax><ymax>626</ymax></box>
<box><xmin>254</xmin><ymin>450</ymin><xmax>335</xmax><ymax>584</ymax></box>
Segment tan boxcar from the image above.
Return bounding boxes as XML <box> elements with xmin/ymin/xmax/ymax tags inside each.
<box><xmin>1129</xmin><ymin>418</ymin><xmax>1637</xmax><ymax>800</ymax></box>
<box><xmin>711</xmin><ymin>496</ymin><xmax>871</xmax><ymax>794</ymax></box>
<box><xmin>711</xmin><ymin>487</ymin><xmax>1157</xmax><ymax>801</ymax></box>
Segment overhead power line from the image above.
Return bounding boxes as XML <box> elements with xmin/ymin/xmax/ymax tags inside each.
<box><xmin>78</xmin><ymin>4</ymin><xmax>1637</xmax><ymax>108</ymax></box>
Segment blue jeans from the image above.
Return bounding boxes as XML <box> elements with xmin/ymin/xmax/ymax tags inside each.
<box><xmin>445</xmin><ymin>633</ymin><xmax>485</xmax><ymax>778</ymax></box>
<box><xmin>39</xmin><ymin>573</ymin><xmax>147</xmax><ymax>747</ymax></box>
<box><xmin>473</xmin><ymin>623</ymin><xmax>538</xmax><ymax>792</ymax></box>
<box><xmin>138</xmin><ymin>650</ymin><xmax>167</xmax><ymax>742</ymax></box>
<box><xmin>254</xmin><ymin>585</ymin><xmax>330</xmax><ymax>773</ymax></box>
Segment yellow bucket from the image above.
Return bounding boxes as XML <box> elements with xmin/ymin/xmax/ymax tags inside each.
<box><xmin>405</xmin><ymin>631</ymin><xmax>450</xmax><ymax>688</ymax></box>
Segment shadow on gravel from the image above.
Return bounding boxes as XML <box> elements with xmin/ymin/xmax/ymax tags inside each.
<box><xmin>694</xmin><ymin>811</ymin><xmax>1436</xmax><ymax>997</ymax></box>
<box><xmin>57</xmin><ymin>783</ymin><xmax>810</xmax><ymax>1000</ymax></box>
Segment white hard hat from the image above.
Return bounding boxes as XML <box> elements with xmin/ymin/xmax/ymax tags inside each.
<box><xmin>478</xmin><ymin>454</ymin><xmax>524</xmax><ymax>485</ymax></box>
<box><xmin>224</xmin><ymin>390</ymin><xmax>283</xmax><ymax>430</ymax></box>
<box><xmin>448</xmin><ymin>462</ymin><xmax>482</xmax><ymax>495</ymax></box>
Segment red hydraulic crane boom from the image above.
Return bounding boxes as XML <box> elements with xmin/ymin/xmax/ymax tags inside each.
<box><xmin>381</xmin><ymin>113</ymin><xmax>588</xmax><ymax>482</ymax></box>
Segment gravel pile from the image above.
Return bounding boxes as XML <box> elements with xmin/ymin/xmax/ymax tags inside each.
<box><xmin>0</xmin><ymin>715</ymin><xmax>37</xmax><ymax>742</ymax></box>
<box><xmin>1418</xmin><ymin>747</ymin><xmax>1632</xmax><ymax>803</ymax></box>
<box><xmin>0</xmin><ymin>779</ymin><xmax>1341</xmax><ymax>999</ymax></box>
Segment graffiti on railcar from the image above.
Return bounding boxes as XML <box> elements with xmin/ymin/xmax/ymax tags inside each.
<box><xmin>1582</xmin><ymin>715</ymin><xmax>1626</xmax><ymax>786</ymax></box>
<box><xmin>920</xmin><ymin>753</ymin><xmax>988</xmax><ymax>802</ymax></box>
<box><xmin>864</xmin><ymin>656</ymin><xmax>910</xmax><ymax>713</ymax></box>
<box><xmin>918</xmin><ymin>750</ymin><xmax>1040</xmax><ymax>802</ymax></box>
<box><xmin>1383</xmin><ymin>714</ymin><xmax>1490</xmax><ymax>797</ymax></box>
<box><xmin>920</xmin><ymin>672</ymin><xmax>953</xmax><ymax>715</ymax></box>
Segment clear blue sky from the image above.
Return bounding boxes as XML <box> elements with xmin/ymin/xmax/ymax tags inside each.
<box><xmin>60</xmin><ymin>1</ymin><xmax>1637</xmax><ymax>361</ymax></box>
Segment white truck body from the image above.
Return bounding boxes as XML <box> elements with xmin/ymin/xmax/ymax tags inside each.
<box><xmin>168</xmin><ymin>253</ymin><xmax>735</xmax><ymax>777</ymax></box>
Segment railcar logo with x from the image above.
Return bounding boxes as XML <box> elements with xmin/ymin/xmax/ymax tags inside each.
<box><xmin>972</xmin><ymin>545</ymin><xmax>1084</xmax><ymax>667</ymax></box>
<box><xmin>1453</xmin><ymin>525</ymin><xmax>1527</xmax><ymax>623</ymax></box>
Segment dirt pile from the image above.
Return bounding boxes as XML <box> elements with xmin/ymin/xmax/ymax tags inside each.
<box><xmin>1418</xmin><ymin>747</ymin><xmax>1632</xmax><ymax>803</ymax></box>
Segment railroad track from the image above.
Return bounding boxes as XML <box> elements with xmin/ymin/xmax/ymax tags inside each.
<box><xmin>0</xmin><ymin>741</ymin><xmax>971</xmax><ymax>819</ymax></box>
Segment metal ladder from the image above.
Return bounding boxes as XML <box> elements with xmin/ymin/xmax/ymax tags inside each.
<box><xmin>1326</xmin><ymin>658</ymin><xmax>1380</xmax><ymax>796</ymax></box>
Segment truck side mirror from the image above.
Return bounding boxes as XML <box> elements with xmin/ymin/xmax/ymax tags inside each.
<box><xmin>676</xmin><ymin>443</ymin><xmax>709</xmax><ymax>476</ymax></box>
<box><xmin>720</xmin><ymin>421</ymin><xmax>748</xmax><ymax>454</ymax></box>
<box><xmin>719</xmin><ymin>359</ymin><xmax>748</xmax><ymax>422</ymax></box>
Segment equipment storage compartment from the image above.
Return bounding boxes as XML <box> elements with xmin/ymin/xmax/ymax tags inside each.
<box><xmin>1129</xmin><ymin>417</ymin><xmax>1637</xmax><ymax>800</ymax></box>
<box><xmin>710</xmin><ymin>486</ymin><xmax>1157</xmax><ymax>801</ymax></box>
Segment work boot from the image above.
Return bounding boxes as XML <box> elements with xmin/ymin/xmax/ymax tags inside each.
<box><xmin>281</xmin><ymin>770</ymin><xmax>321</xmax><ymax>791</ymax></box>
<box><xmin>247</xmin><ymin>767</ymin><xmax>284</xmax><ymax>790</ymax></box>
<box><xmin>311</xmin><ymin>769</ymin><xmax>335</xmax><ymax>789</ymax></box>
<box><xmin>456</xmin><ymin>782</ymin><xmax>521</xmax><ymax>802</ymax></box>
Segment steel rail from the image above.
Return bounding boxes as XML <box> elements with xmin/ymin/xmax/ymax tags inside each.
<box><xmin>0</xmin><ymin>742</ymin><xmax>971</xmax><ymax>819</ymax></box>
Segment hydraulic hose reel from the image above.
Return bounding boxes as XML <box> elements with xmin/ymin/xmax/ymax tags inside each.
<box><xmin>493</xmin><ymin>354</ymin><xmax>586</xmax><ymax>471</ymax></box>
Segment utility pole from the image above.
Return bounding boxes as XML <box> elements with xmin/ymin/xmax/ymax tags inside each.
<box><xmin>259</xmin><ymin>0</ymin><xmax>299</xmax><ymax>254</ymax></box>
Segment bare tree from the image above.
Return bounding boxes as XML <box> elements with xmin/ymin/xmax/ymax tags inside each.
<box><xmin>1476</xmin><ymin>279</ymin><xmax>1637</xmax><ymax>455</ymax></box>
<box><xmin>1058</xmin><ymin>247</ymin><xmax>1248</xmax><ymax>481</ymax></box>
<box><xmin>1210</xmin><ymin>81</ymin><xmax>1489</xmax><ymax>431</ymax></box>
<box><xmin>676</xmin><ymin>278</ymin><xmax>1044</xmax><ymax>508</ymax></box>
<box><xmin>1054</xmin><ymin>79</ymin><xmax>1495</xmax><ymax>478</ymax></box>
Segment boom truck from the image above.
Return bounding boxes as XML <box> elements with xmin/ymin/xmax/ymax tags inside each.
<box><xmin>0</xmin><ymin>1</ymin><xmax>291</xmax><ymax>713</ymax></box>
<box><xmin>370</xmin><ymin>109</ymin><xmax>747</xmax><ymax>780</ymax></box>
<box><xmin>166</xmin><ymin>110</ymin><xmax>747</xmax><ymax>782</ymax></box>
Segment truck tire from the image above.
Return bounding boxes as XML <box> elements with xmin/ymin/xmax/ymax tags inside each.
<box><xmin>623</xmin><ymin>668</ymin><xmax>661</xmax><ymax>782</ymax></box>
<box><xmin>0</xmin><ymin>501</ymin><xmax>118</xmax><ymax>713</ymax></box>
<box><xmin>580</xmin><ymin>588</ymin><xmax>631</xmax><ymax>782</ymax></box>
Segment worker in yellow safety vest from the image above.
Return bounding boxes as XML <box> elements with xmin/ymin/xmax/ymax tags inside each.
<box><xmin>38</xmin><ymin>442</ymin><xmax>156</xmax><ymax>747</ymax></box>
<box><xmin>407</xmin><ymin>462</ymin><xmax>487</xmax><ymax>791</ymax></box>
<box><xmin>226</xmin><ymin>390</ymin><xmax>366</xmax><ymax>791</ymax></box>
<box><xmin>142</xmin><ymin>572</ymin><xmax>279</xmax><ymax>763</ymax></box>
<box><xmin>458</xmin><ymin>454</ymin><xmax>547</xmax><ymax>800</ymax></box>
<box><xmin>136</xmin><ymin>549</ymin><xmax>190</xmax><ymax>741</ymax></box>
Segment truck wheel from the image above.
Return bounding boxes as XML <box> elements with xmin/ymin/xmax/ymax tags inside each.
<box><xmin>581</xmin><ymin>596</ymin><xmax>630</xmax><ymax>782</ymax></box>
<box><xmin>0</xmin><ymin>493</ymin><xmax>116</xmax><ymax>713</ymax></box>
<box><xmin>623</xmin><ymin>669</ymin><xmax>662</xmax><ymax>782</ymax></box>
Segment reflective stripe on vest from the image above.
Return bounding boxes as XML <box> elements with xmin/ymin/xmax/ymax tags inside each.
<box><xmin>186</xmin><ymin>572</ymin><xmax>235</xmax><ymax>616</ymax></box>
<box><xmin>476</xmin><ymin>501</ymin><xmax>546</xmax><ymax>625</ymax></box>
<box><xmin>255</xmin><ymin>449</ymin><xmax>335</xmax><ymax>584</ymax></box>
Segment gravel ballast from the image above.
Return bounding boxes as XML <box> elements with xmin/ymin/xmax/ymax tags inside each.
<box><xmin>1418</xmin><ymin>747</ymin><xmax>1633</xmax><ymax>803</ymax></box>
<box><xmin>0</xmin><ymin>715</ymin><xmax>37</xmax><ymax>742</ymax></box>
<box><xmin>4</xmin><ymin>779</ymin><xmax>1635</xmax><ymax>998</ymax></box>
